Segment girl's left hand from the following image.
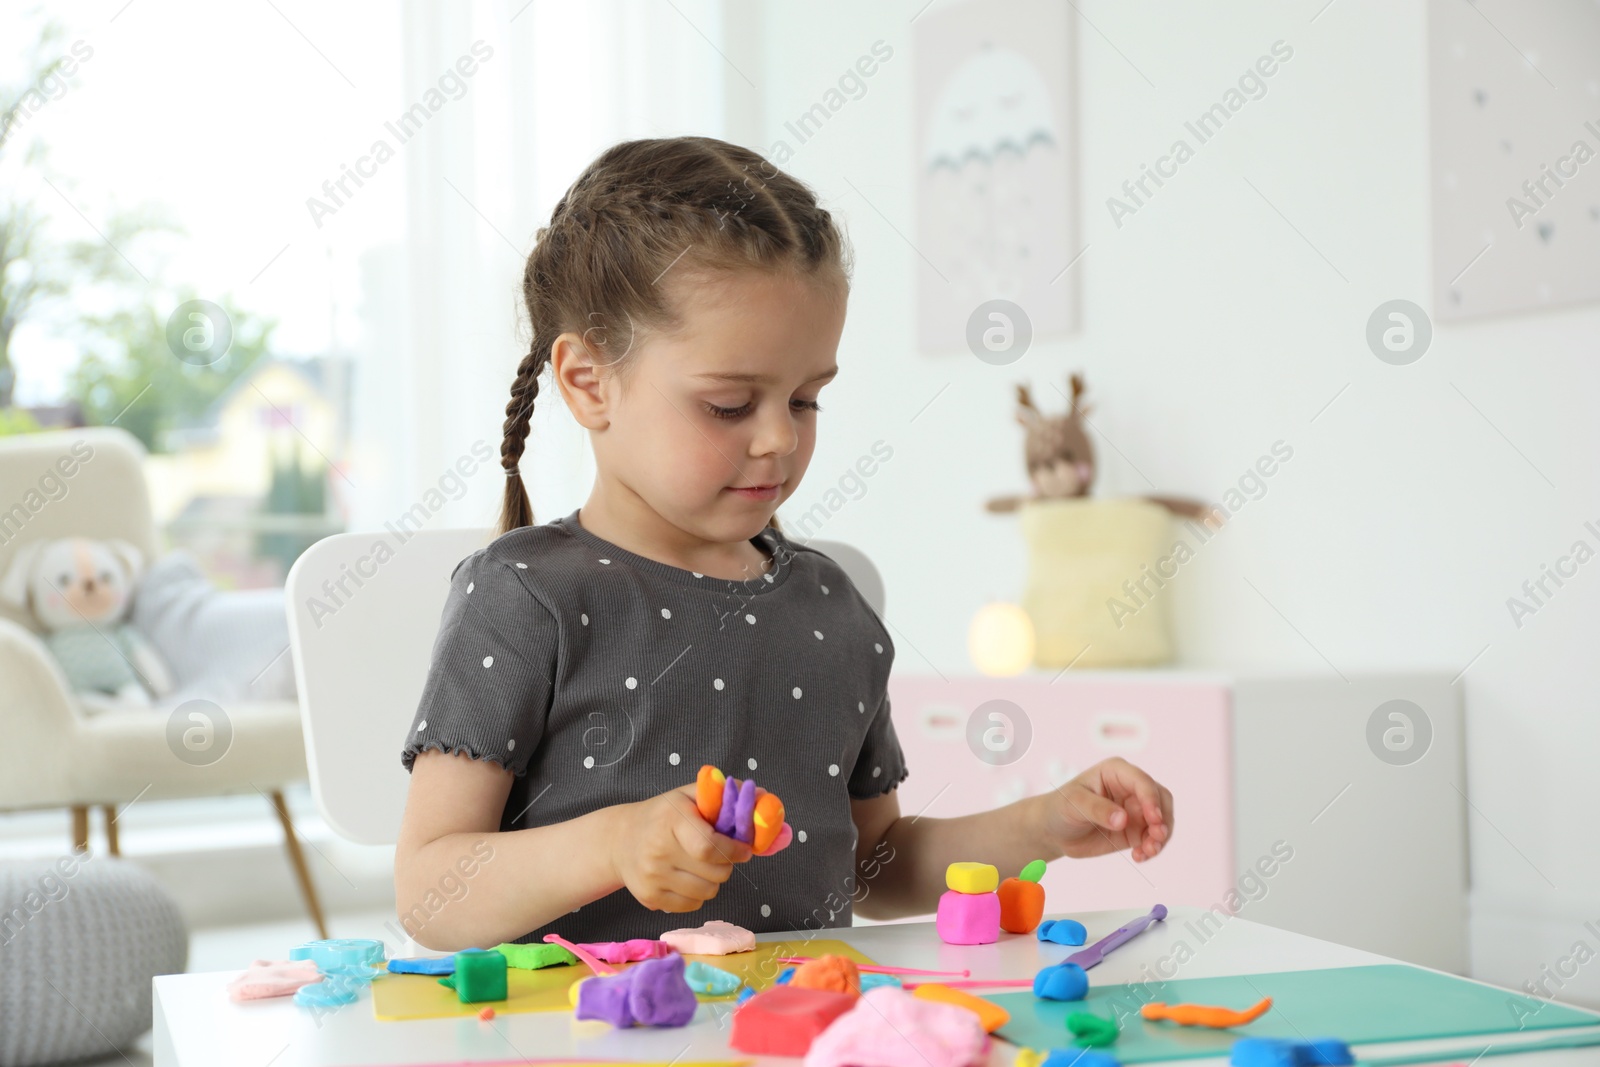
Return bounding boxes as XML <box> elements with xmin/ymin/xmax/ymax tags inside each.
<box><xmin>1041</xmin><ymin>757</ymin><xmax>1174</xmax><ymax>862</ymax></box>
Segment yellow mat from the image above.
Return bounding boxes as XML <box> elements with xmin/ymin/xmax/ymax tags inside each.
<box><xmin>371</xmin><ymin>938</ymin><xmax>876</xmax><ymax>1021</ymax></box>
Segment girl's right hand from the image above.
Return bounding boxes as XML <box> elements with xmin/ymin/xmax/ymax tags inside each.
<box><xmin>608</xmin><ymin>786</ymin><xmax>753</xmax><ymax>912</ymax></box>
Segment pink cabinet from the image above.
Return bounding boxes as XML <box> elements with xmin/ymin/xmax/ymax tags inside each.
<box><xmin>887</xmin><ymin>673</ymin><xmax>1234</xmax><ymax>915</ymax></box>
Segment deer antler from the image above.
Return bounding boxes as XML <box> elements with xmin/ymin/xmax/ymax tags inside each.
<box><xmin>1016</xmin><ymin>383</ymin><xmax>1038</xmax><ymax>412</ymax></box>
<box><xmin>1069</xmin><ymin>373</ymin><xmax>1086</xmax><ymax>408</ymax></box>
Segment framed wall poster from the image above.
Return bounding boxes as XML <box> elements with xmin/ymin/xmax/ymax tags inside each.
<box><xmin>914</xmin><ymin>0</ymin><xmax>1079</xmax><ymax>352</ymax></box>
<box><xmin>1429</xmin><ymin>0</ymin><xmax>1600</xmax><ymax>320</ymax></box>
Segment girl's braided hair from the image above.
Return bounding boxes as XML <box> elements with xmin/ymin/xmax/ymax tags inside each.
<box><xmin>498</xmin><ymin>136</ymin><xmax>852</xmax><ymax>535</ymax></box>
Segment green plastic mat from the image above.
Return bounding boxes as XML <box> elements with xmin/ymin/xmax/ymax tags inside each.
<box><xmin>985</xmin><ymin>964</ymin><xmax>1600</xmax><ymax>1063</ymax></box>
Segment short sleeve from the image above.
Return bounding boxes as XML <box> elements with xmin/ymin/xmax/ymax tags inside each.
<box><xmin>400</xmin><ymin>549</ymin><xmax>557</xmax><ymax>777</ymax></box>
<box><xmin>848</xmin><ymin>690</ymin><xmax>908</xmax><ymax>799</ymax></box>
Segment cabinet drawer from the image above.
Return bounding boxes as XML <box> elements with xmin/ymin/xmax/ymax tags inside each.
<box><xmin>887</xmin><ymin>675</ymin><xmax>1234</xmax><ymax>914</ymax></box>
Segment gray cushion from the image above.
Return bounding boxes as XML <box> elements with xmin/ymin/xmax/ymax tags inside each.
<box><xmin>131</xmin><ymin>549</ymin><xmax>298</xmax><ymax>707</ymax></box>
<box><xmin>0</xmin><ymin>856</ymin><xmax>187</xmax><ymax>1067</ymax></box>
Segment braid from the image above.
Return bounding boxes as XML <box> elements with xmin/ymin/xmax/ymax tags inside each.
<box><xmin>496</xmin><ymin>336</ymin><xmax>551</xmax><ymax>535</ymax></box>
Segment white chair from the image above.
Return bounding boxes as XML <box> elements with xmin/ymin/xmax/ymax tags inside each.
<box><xmin>285</xmin><ymin>525</ymin><xmax>884</xmax><ymax>846</ymax></box>
<box><xmin>0</xmin><ymin>428</ymin><xmax>327</xmax><ymax>936</ymax></box>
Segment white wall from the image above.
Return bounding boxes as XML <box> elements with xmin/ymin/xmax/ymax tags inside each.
<box><xmin>745</xmin><ymin>0</ymin><xmax>1600</xmax><ymax>1004</ymax></box>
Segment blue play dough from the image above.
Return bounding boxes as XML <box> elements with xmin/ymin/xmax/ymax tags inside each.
<box><xmin>1033</xmin><ymin>961</ymin><xmax>1089</xmax><ymax>1001</ymax></box>
<box><xmin>683</xmin><ymin>960</ymin><xmax>743</xmax><ymax>996</ymax></box>
<box><xmin>858</xmin><ymin>971</ymin><xmax>902</xmax><ymax>992</ymax></box>
<box><xmin>774</xmin><ymin>966</ymin><xmax>796</xmax><ymax>985</ymax></box>
<box><xmin>1037</xmin><ymin>919</ymin><xmax>1088</xmax><ymax>946</ymax></box>
<box><xmin>1043</xmin><ymin>1051</ymin><xmax>1119</xmax><ymax>1067</ymax></box>
<box><xmin>1230</xmin><ymin>1036</ymin><xmax>1354</xmax><ymax>1067</ymax></box>
<box><xmin>387</xmin><ymin>955</ymin><xmax>457</xmax><ymax>976</ymax></box>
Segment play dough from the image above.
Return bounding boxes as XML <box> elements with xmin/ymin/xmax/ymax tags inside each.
<box><xmin>1034</xmin><ymin>961</ymin><xmax>1089</xmax><ymax>1001</ymax></box>
<box><xmin>573</xmin><ymin>953</ymin><xmax>697</xmax><ymax>1028</ymax></box>
<box><xmin>729</xmin><ymin>985</ymin><xmax>857</xmax><ymax>1056</ymax></box>
<box><xmin>659</xmin><ymin>920</ymin><xmax>756</xmax><ymax>955</ymax></box>
<box><xmin>577</xmin><ymin>938</ymin><xmax>674</xmax><ymax>964</ymax></box>
<box><xmin>791</xmin><ymin>955</ymin><xmax>860</xmax><ymax>996</ymax></box>
<box><xmin>802</xmin><ymin>985</ymin><xmax>989</xmax><ymax>1067</ymax></box>
<box><xmin>226</xmin><ymin>959</ymin><xmax>323</xmax><ymax>1001</ymax></box>
<box><xmin>936</xmin><ymin>888</ymin><xmax>1000</xmax><ymax>945</ymax></box>
<box><xmin>493</xmin><ymin>942</ymin><xmax>578</xmax><ymax>970</ymax></box>
<box><xmin>944</xmin><ymin>862</ymin><xmax>999</xmax><ymax>894</ymax></box>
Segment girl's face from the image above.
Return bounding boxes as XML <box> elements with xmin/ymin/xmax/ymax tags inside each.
<box><xmin>591</xmin><ymin>269</ymin><xmax>847</xmax><ymax>548</ymax></box>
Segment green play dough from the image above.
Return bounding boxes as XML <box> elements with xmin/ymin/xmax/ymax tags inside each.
<box><xmin>1020</xmin><ymin>859</ymin><xmax>1047</xmax><ymax>883</ymax></box>
<box><xmin>1067</xmin><ymin>1010</ymin><xmax>1119</xmax><ymax>1047</ymax></box>
<box><xmin>493</xmin><ymin>942</ymin><xmax>578</xmax><ymax>970</ymax></box>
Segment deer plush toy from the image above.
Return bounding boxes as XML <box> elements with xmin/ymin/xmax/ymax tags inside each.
<box><xmin>985</xmin><ymin>372</ymin><xmax>1225</xmax><ymax>529</ymax></box>
<box><xmin>1</xmin><ymin>537</ymin><xmax>174</xmax><ymax>707</ymax></box>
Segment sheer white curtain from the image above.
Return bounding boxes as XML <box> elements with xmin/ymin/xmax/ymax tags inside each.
<box><xmin>348</xmin><ymin>0</ymin><xmax>750</xmax><ymax>536</ymax></box>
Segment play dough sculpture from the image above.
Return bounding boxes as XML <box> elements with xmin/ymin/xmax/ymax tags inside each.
<box><xmin>998</xmin><ymin>859</ymin><xmax>1047</xmax><ymax>934</ymax></box>
<box><xmin>1033</xmin><ymin>961</ymin><xmax>1089</xmax><ymax>1002</ymax></box>
<box><xmin>1037</xmin><ymin>918</ymin><xmax>1088</xmax><ymax>946</ymax></box>
<box><xmin>936</xmin><ymin>862</ymin><xmax>1001</xmax><ymax>945</ymax></box>
<box><xmin>695</xmin><ymin>764</ymin><xmax>792</xmax><ymax>854</ymax></box>
<box><xmin>730</xmin><ymin>985</ymin><xmax>858</xmax><ymax>1055</ymax></box>
<box><xmin>493</xmin><ymin>942</ymin><xmax>577</xmax><ymax>970</ymax></box>
<box><xmin>572</xmin><ymin>953</ymin><xmax>697</xmax><ymax>1028</ymax></box>
<box><xmin>1144</xmin><ymin>996</ymin><xmax>1273</xmax><ymax>1028</ymax></box>
<box><xmin>802</xmin><ymin>985</ymin><xmax>990</xmax><ymax>1067</ymax></box>
<box><xmin>659</xmin><ymin>919</ymin><xmax>757</xmax><ymax>955</ymax></box>
<box><xmin>791</xmin><ymin>955</ymin><xmax>860</xmax><ymax>996</ymax></box>
<box><xmin>576</xmin><ymin>938</ymin><xmax>674</xmax><ymax>964</ymax></box>
<box><xmin>437</xmin><ymin>948</ymin><xmax>506</xmax><ymax>1003</ymax></box>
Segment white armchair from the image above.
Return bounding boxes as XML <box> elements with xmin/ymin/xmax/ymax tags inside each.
<box><xmin>0</xmin><ymin>427</ymin><xmax>328</xmax><ymax>937</ymax></box>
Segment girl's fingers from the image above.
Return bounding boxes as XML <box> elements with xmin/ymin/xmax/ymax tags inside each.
<box><xmin>649</xmin><ymin>890</ymin><xmax>705</xmax><ymax>914</ymax></box>
<box><xmin>661</xmin><ymin>869</ymin><xmax>722</xmax><ymax>905</ymax></box>
<box><xmin>1065</xmin><ymin>783</ymin><xmax>1126</xmax><ymax>835</ymax></box>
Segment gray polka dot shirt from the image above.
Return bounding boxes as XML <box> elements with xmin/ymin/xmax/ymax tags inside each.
<box><xmin>400</xmin><ymin>508</ymin><xmax>907</xmax><ymax>943</ymax></box>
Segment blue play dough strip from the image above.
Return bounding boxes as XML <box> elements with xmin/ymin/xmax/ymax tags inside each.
<box><xmin>387</xmin><ymin>956</ymin><xmax>456</xmax><ymax>976</ymax></box>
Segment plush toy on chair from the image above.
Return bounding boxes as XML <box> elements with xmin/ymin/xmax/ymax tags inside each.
<box><xmin>0</xmin><ymin>537</ymin><xmax>174</xmax><ymax>708</ymax></box>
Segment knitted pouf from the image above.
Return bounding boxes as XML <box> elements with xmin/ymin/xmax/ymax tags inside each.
<box><xmin>0</xmin><ymin>854</ymin><xmax>188</xmax><ymax>1067</ymax></box>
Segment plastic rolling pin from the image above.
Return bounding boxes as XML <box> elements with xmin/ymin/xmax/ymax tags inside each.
<box><xmin>1066</xmin><ymin>904</ymin><xmax>1167</xmax><ymax>970</ymax></box>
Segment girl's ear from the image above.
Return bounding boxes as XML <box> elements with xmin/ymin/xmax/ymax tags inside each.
<box><xmin>550</xmin><ymin>331</ymin><xmax>609</xmax><ymax>430</ymax></box>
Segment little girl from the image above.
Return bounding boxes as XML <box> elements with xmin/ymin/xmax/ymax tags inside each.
<box><xmin>393</xmin><ymin>136</ymin><xmax>1174</xmax><ymax>951</ymax></box>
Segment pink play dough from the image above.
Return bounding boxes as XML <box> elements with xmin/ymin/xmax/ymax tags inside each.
<box><xmin>226</xmin><ymin>959</ymin><xmax>324</xmax><ymax>1001</ymax></box>
<box><xmin>578</xmin><ymin>939</ymin><xmax>675</xmax><ymax>964</ymax></box>
<box><xmin>658</xmin><ymin>920</ymin><xmax>757</xmax><ymax>956</ymax></box>
<box><xmin>935</xmin><ymin>890</ymin><xmax>1000</xmax><ymax>945</ymax></box>
<box><xmin>803</xmin><ymin>985</ymin><xmax>989</xmax><ymax>1067</ymax></box>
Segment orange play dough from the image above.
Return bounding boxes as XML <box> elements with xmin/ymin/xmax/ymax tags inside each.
<box><xmin>911</xmin><ymin>983</ymin><xmax>1011</xmax><ymax>1033</ymax></box>
<box><xmin>696</xmin><ymin>765</ymin><xmax>726</xmax><ymax>822</ymax></box>
<box><xmin>998</xmin><ymin>877</ymin><xmax>1045</xmax><ymax>934</ymax></box>
<box><xmin>791</xmin><ymin>955</ymin><xmax>860</xmax><ymax>996</ymax></box>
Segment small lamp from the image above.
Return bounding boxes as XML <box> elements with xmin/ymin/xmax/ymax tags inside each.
<box><xmin>968</xmin><ymin>602</ymin><xmax>1035</xmax><ymax>677</ymax></box>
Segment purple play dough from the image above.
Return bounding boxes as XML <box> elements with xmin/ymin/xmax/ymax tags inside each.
<box><xmin>733</xmin><ymin>778</ymin><xmax>757</xmax><ymax>843</ymax></box>
<box><xmin>628</xmin><ymin>954</ymin><xmax>698</xmax><ymax>1026</ymax></box>
<box><xmin>575</xmin><ymin>971</ymin><xmax>636</xmax><ymax>1027</ymax></box>
<box><xmin>715</xmin><ymin>777</ymin><xmax>740</xmax><ymax>836</ymax></box>
<box><xmin>574</xmin><ymin>953</ymin><xmax>697</xmax><ymax>1029</ymax></box>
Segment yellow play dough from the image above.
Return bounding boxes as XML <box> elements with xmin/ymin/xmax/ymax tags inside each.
<box><xmin>945</xmin><ymin>862</ymin><xmax>999</xmax><ymax>894</ymax></box>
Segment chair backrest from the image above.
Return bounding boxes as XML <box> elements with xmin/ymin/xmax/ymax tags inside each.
<box><xmin>286</xmin><ymin>525</ymin><xmax>884</xmax><ymax>845</ymax></box>
<box><xmin>0</xmin><ymin>428</ymin><xmax>157</xmax><ymax>634</ymax></box>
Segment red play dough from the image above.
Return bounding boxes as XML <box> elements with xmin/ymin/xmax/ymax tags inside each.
<box><xmin>728</xmin><ymin>985</ymin><xmax>859</xmax><ymax>1055</ymax></box>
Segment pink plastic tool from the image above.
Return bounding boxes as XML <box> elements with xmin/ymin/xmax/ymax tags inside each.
<box><xmin>775</xmin><ymin>957</ymin><xmax>970</xmax><ymax>978</ymax></box>
<box><xmin>541</xmin><ymin>933</ymin><xmax>619</xmax><ymax>976</ymax></box>
<box><xmin>901</xmin><ymin>978</ymin><xmax>1034</xmax><ymax>990</ymax></box>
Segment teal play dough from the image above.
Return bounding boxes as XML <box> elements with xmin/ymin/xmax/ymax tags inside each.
<box><xmin>683</xmin><ymin>960</ymin><xmax>742</xmax><ymax>996</ymax></box>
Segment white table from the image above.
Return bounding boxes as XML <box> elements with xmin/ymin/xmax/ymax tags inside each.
<box><xmin>152</xmin><ymin>906</ymin><xmax>1600</xmax><ymax>1066</ymax></box>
